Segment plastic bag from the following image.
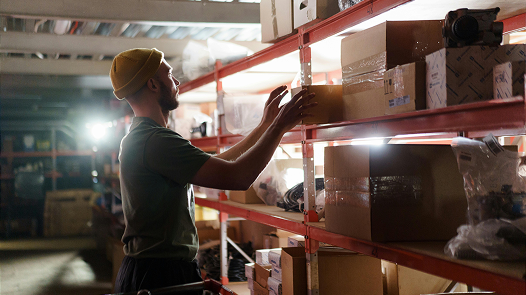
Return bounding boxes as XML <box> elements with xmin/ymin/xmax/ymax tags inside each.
<box><xmin>338</xmin><ymin>0</ymin><xmax>365</xmax><ymax>11</ymax></box>
<box><xmin>207</xmin><ymin>38</ymin><xmax>253</xmax><ymax>65</ymax></box>
<box><xmin>222</xmin><ymin>92</ymin><xmax>268</xmax><ymax>136</ymax></box>
<box><xmin>253</xmin><ymin>160</ymin><xmax>287</xmax><ymax>206</ymax></box>
<box><xmin>445</xmin><ymin>134</ymin><xmax>526</xmax><ymax>260</ymax></box>
<box><xmin>445</xmin><ymin>218</ymin><xmax>526</xmax><ymax>260</ymax></box>
<box><xmin>451</xmin><ymin>134</ymin><xmax>526</xmax><ymax>224</ymax></box>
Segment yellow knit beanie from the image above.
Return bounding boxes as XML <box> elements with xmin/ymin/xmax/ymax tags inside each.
<box><xmin>110</xmin><ymin>48</ymin><xmax>164</xmax><ymax>100</ymax></box>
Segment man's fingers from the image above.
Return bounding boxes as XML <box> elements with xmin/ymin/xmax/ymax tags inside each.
<box><xmin>290</xmin><ymin>89</ymin><xmax>308</xmax><ymax>103</ymax></box>
<box><xmin>269</xmin><ymin>89</ymin><xmax>288</xmax><ymax>108</ymax></box>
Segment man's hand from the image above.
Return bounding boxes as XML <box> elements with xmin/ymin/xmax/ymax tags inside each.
<box><xmin>260</xmin><ymin>85</ymin><xmax>288</xmax><ymax>128</ymax></box>
<box><xmin>271</xmin><ymin>88</ymin><xmax>317</xmax><ymax>134</ymax></box>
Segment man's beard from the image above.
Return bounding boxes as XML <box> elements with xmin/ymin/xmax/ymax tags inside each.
<box><xmin>158</xmin><ymin>81</ymin><xmax>179</xmax><ymax>111</ymax></box>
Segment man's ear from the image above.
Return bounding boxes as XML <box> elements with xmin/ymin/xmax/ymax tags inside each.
<box><xmin>146</xmin><ymin>78</ymin><xmax>160</xmax><ymax>92</ymax></box>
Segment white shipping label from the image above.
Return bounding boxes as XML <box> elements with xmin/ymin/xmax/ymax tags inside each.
<box><xmin>388</xmin><ymin>95</ymin><xmax>411</xmax><ymax>108</ymax></box>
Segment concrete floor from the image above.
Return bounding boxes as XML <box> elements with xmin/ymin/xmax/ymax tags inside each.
<box><xmin>0</xmin><ymin>237</ymin><xmax>113</xmax><ymax>295</ymax></box>
<box><xmin>0</xmin><ymin>237</ymin><xmax>251</xmax><ymax>295</ymax></box>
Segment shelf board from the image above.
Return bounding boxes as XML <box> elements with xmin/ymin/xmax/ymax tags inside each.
<box><xmin>195</xmin><ymin>197</ymin><xmax>526</xmax><ymax>295</ymax></box>
<box><xmin>195</xmin><ymin>197</ymin><xmax>306</xmax><ymax>235</ymax></box>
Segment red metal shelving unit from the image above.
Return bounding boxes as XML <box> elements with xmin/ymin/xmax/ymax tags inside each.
<box><xmin>185</xmin><ymin>2</ymin><xmax>526</xmax><ymax>294</ymax></box>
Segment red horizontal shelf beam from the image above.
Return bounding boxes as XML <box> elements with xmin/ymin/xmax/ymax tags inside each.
<box><xmin>0</xmin><ymin>150</ymin><xmax>94</xmax><ymax>158</ymax></box>
<box><xmin>195</xmin><ymin>197</ymin><xmax>221</xmax><ymax>211</ymax></box>
<box><xmin>179</xmin><ymin>72</ymin><xmax>215</xmax><ymax>94</ymax></box>
<box><xmin>309</xmin><ymin>227</ymin><xmax>525</xmax><ymax>295</ymax></box>
<box><xmin>305</xmin><ymin>0</ymin><xmax>412</xmax><ymax>46</ymax></box>
<box><xmin>191</xmin><ymin>136</ymin><xmax>218</xmax><ymax>148</ymax></box>
<box><xmin>306</xmin><ymin>98</ymin><xmax>526</xmax><ymax>142</ymax></box>
<box><xmin>503</xmin><ymin>13</ymin><xmax>526</xmax><ymax>34</ymax></box>
<box><xmin>220</xmin><ymin>202</ymin><xmax>306</xmax><ymax>236</ymax></box>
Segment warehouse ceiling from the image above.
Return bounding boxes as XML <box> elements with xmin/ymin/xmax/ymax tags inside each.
<box><xmin>0</xmin><ymin>0</ymin><xmax>525</xmax><ymax>131</ymax></box>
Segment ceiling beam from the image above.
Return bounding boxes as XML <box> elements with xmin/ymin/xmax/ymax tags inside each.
<box><xmin>0</xmin><ymin>0</ymin><xmax>260</xmax><ymax>24</ymax></box>
<box><xmin>0</xmin><ymin>31</ymin><xmax>269</xmax><ymax>57</ymax></box>
<box><xmin>0</xmin><ymin>57</ymin><xmax>112</xmax><ymax>75</ymax></box>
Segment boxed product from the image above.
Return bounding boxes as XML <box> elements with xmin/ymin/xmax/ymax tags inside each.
<box><xmin>256</xmin><ymin>248</ymin><xmax>281</xmax><ymax>265</ymax></box>
<box><xmin>248</xmin><ymin>278</ymin><xmax>254</xmax><ymax>290</ymax></box>
<box><xmin>229</xmin><ymin>186</ymin><xmax>264</xmax><ymax>204</ymax></box>
<box><xmin>291</xmin><ymin>85</ymin><xmax>343</xmax><ymax>124</ymax></box>
<box><xmin>341</xmin><ymin>21</ymin><xmax>443</xmax><ymax>78</ymax></box>
<box><xmin>265</xmin><ymin>229</ymin><xmax>296</xmax><ymax>249</ymax></box>
<box><xmin>494</xmin><ymin>61</ymin><xmax>526</xmax><ymax>99</ymax></box>
<box><xmin>384</xmin><ymin>62</ymin><xmax>426</xmax><ymax>115</ymax></box>
<box><xmin>293</xmin><ymin>0</ymin><xmax>340</xmax><ymax>29</ymax></box>
<box><xmin>268</xmin><ymin>250</ymin><xmax>281</xmax><ymax>268</ymax></box>
<box><xmin>261</xmin><ymin>0</ymin><xmax>296</xmax><ymax>43</ymax></box>
<box><xmin>255</xmin><ymin>263</ymin><xmax>272</xmax><ymax>288</ymax></box>
<box><xmin>282</xmin><ymin>247</ymin><xmax>383</xmax><ymax>295</ymax></box>
<box><xmin>268</xmin><ymin>277</ymin><xmax>282</xmax><ymax>295</ymax></box>
<box><xmin>246</xmin><ymin>263</ymin><xmax>255</xmax><ymax>280</ymax></box>
<box><xmin>426</xmin><ymin>44</ymin><xmax>526</xmax><ymax>109</ymax></box>
<box><xmin>382</xmin><ymin>261</ymin><xmax>452</xmax><ymax>295</ymax></box>
<box><xmin>287</xmin><ymin>234</ymin><xmax>331</xmax><ymax>247</ymax></box>
<box><xmin>324</xmin><ymin>144</ymin><xmax>467</xmax><ymax>242</ymax></box>
<box><xmin>343</xmin><ymin>88</ymin><xmax>385</xmax><ymax>121</ymax></box>
<box><xmin>271</xmin><ymin>265</ymin><xmax>283</xmax><ymax>281</ymax></box>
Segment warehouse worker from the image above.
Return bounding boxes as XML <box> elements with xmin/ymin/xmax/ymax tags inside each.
<box><xmin>109</xmin><ymin>48</ymin><xmax>316</xmax><ymax>293</ymax></box>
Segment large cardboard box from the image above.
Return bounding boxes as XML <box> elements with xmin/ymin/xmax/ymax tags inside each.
<box><xmin>343</xmin><ymin>88</ymin><xmax>385</xmax><ymax>121</ymax></box>
<box><xmin>341</xmin><ymin>21</ymin><xmax>443</xmax><ymax>77</ymax></box>
<box><xmin>281</xmin><ymin>247</ymin><xmax>307</xmax><ymax>295</ymax></box>
<box><xmin>281</xmin><ymin>247</ymin><xmax>383</xmax><ymax>295</ymax></box>
<box><xmin>324</xmin><ymin>144</ymin><xmax>467</xmax><ymax>242</ymax></box>
<box><xmin>382</xmin><ymin>261</ymin><xmax>451</xmax><ymax>295</ymax></box>
<box><xmin>318</xmin><ymin>249</ymin><xmax>383</xmax><ymax>295</ymax></box>
<box><xmin>494</xmin><ymin>61</ymin><xmax>526</xmax><ymax>99</ymax></box>
<box><xmin>426</xmin><ymin>44</ymin><xmax>526</xmax><ymax>109</ymax></box>
<box><xmin>293</xmin><ymin>0</ymin><xmax>340</xmax><ymax>29</ymax></box>
<box><xmin>291</xmin><ymin>85</ymin><xmax>343</xmax><ymax>124</ymax></box>
<box><xmin>229</xmin><ymin>186</ymin><xmax>264</xmax><ymax>204</ymax></box>
<box><xmin>261</xmin><ymin>0</ymin><xmax>296</xmax><ymax>43</ymax></box>
<box><xmin>384</xmin><ymin>62</ymin><xmax>426</xmax><ymax>115</ymax></box>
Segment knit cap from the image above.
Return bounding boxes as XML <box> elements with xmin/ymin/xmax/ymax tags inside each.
<box><xmin>110</xmin><ymin>48</ymin><xmax>164</xmax><ymax>99</ymax></box>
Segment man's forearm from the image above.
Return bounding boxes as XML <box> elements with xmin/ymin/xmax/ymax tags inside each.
<box><xmin>215</xmin><ymin>122</ymin><xmax>269</xmax><ymax>161</ymax></box>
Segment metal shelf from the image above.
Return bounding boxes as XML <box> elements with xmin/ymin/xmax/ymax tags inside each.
<box><xmin>195</xmin><ymin>197</ymin><xmax>526</xmax><ymax>295</ymax></box>
<box><xmin>0</xmin><ymin>150</ymin><xmax>95</xmax><ymax>158</ymax></box>
<box><xmin>192</xmin><ymin>97</ymin><xmax>526</xmax><ymax>147</ymax></box>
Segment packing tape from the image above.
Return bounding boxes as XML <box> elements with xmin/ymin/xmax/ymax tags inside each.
<box><xmin>342</xmin><ymin>69</ymin><xmax>385</xmax><ymax>95</ymax></box>
<box><xmin>342</xmin><ymin>52</ymin><xmax>387</xmax><ymax>77</ymax></box>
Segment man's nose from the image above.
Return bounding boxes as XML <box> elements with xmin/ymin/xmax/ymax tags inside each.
<box><xmin>173</xmin><ymin>76</ymin><xmax>180</xmax><ymax>86</ymax></box>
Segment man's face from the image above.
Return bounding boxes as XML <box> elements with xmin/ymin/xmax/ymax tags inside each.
<box><xmin>157</xmin><ymin>60</ymin><xmax>180</xmax><ymax>111</ymax></box>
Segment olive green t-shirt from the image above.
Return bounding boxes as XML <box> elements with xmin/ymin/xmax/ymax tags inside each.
<box><xmin>119</xmin><ymin>117</ymin><xmax>211</xmax><ymax>260</ymax></box>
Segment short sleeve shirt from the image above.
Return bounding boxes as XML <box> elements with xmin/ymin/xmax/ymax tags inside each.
<box><xmin>119</xmin><ymin>117</ymin><xmax>211</xmax><ymax>260</ymax></box>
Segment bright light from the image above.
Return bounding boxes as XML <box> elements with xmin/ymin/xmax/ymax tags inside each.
<box><xmin>90</xmin><ymin>123</ymin><xmax>107</xmax><ymax>140</ymax></box>
<box><xmin>91</xmin><ymin>170</ymin><xmax>98</xmax><ymax>177</ymax></box>
<box><xmin>350</xmin><ymin>138</ymin><xmax>385</xmax><ymax>145</ymax></box>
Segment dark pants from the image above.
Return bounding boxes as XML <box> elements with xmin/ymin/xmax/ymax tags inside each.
<box><xmin>114</xmin><ymin>256</ymin><xmax>203</xmax><ymax>294</ymax></box>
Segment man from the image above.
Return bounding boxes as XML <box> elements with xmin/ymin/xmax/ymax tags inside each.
<box><xmin>109</xmin><ymin>48</ymin><xmax>316</xmax><ymax>293</ymax></box>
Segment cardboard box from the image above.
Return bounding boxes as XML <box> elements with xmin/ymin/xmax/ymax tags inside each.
<box><xmin>255</xmin><ymin>263</ymin><xmax>272</xmax><ymax>288</ymax></box>
<box><xmin>229</xmin><ymin>186</ymin><xmax>264</xmax><ymax>204</ymax></box>
<box><xmin>261</xmin><ymin>0</ymin><xmax>296</xmax><ymax>43</ymax></box>
<box><xmin>343</xmin><ymin>88</ymin><xmax>385</xmax><ymax>121</ymax></box>
<box><xmin>324</xmin><ymin>144</ymin><xmax>467</xmax><ymax>242</ymax></box>
<box><xmin>246</xmin><ymin>263</ymin><xmax>255</xmax><ymax>279</ymax></box>
<box><xmin>287</xmin><ymin>235</ymin><xmax>331</xmax><ymax>247</ymax></box>
<box><xmin>281</xmin><ymin>247</ymin><xmax>307</xmax><ymax>295</ymax></box>
<box><xmin>291</xmin><ymin>85</ymin><xmax>343</xmax><ymax>124</ymax></box>
<box><xmin>254</xmin><ymin>281</ymin><xmax>269</xmax><ymax>295</ymax></box>
<box><xmin>256</xmin><ymin>248</ymin><xmax>281</xmax><ymax>265</ymax></box>
<box><xmin>281</xmin><ymin>247</ymin><xmax>383</xmax><ymax>295</ymax></box>
<box><xmin>384</xmin><ymin>62</ymin><xmax>426</xmax><ymax>115</ymax></box>
<box><xmin>271</xmin><ymin>265</ymin><xmax>283</xmax><ymax>281</ymax></box>
<box><xmin>318</xmin><ymin>249</ymin><xmax>383</xmax><ymax>295</ymax></box>
<box><xmin>268</xmin><ymin>277</ymin><xmax>282</xmax><ymax>295</ymax></box>
<box><xmin>341</xmin><ymin>21</ymin><xmax>443</xmax><ymax>77</ymax></box>
<box><xmin>494</xmin><ymin>61</ymin><xmax>526</xmax><ymax>99</ymax></box>
<box><xmin>343</xmin><ymin>70</ymin><xmax>385</xmax><ymax>95</ymax></box>
<box><xmin>382</xmin><ymin>260</ymin><xmax>451</xmax><ymax>295</ymax></box>
<box><xmin>293</xmin><ymin>0</ymin><xmax>340</xmax><ymax>29</ymax></box>
<box><xmin>426</xmin><ymin>44</ymin><xmax>526</xmax><ymax>109</ymax></box>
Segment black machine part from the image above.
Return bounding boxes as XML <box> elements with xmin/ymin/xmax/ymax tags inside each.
<box><xmin>443</xmin><ymin>7</ymin><xmax>503</xmax><ymax>48</ymax></box>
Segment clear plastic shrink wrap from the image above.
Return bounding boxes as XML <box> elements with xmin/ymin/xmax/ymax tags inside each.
<box><xmin>445</xmin><ymin>134</ymin><xmax>526</xmax><ymax>260</ymax></box>
<box><xmin>339</xmin><ymin>0</ymin><xmax>365</xmax><ymax>11</ymax></box>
